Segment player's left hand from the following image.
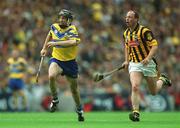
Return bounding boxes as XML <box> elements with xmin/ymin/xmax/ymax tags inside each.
<box><xmin>141</xmin><ymin>58</ymin><xmax>150</xmax><ymax>65</ymax></box>
<box><xmin>47</xmin><ymin>41</ymin><xmax>56</xmax><ymax>48</ymax></box>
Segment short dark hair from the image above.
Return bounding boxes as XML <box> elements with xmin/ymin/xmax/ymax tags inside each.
<box><xmin>133</xmin><ymin>11</ymin><xmax>139</xmax><ymax>19</ymax></box>
<box><xmin>59</xmin><ymin>9</ymin><xmax>73</xmax><ymax>20</ymax></box>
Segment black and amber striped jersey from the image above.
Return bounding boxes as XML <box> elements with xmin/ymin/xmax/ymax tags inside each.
<box><xmin>123</xmin><ymin>23</ymin><xmax>158</xmax><ymax>62</ymax></box>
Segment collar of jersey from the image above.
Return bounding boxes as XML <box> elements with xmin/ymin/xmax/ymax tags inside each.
<box><xmin>51</xmin><ymin>25</ymin><xmax>73</xmax><ymax>39</ymax></box>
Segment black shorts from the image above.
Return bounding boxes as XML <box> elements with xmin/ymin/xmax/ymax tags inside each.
<box><xmin>49</xmin><ymin>58</ymin><xmax>78</xmax><ymax>78</ymax></box>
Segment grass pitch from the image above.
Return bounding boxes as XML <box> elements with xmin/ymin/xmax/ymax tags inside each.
<box><xmin>0</xmin><ymin>112</ymin><xmax>179</xmax><ymax>128</ymax></box>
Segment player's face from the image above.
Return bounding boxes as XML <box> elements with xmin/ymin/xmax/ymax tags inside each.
<box><xmin>125</xmin><ymin>11</ymin><xmax>137</xmax><ymax>28</ymax></box>
<box><xmin>12</xmin><ymin>50</ymin><xmax>19</xmax><ymax>59</ymax></box>
<box><xmin>59</xmin><ymin>16</ymin><xmax>68</xmax><ymax>26</ymax></box>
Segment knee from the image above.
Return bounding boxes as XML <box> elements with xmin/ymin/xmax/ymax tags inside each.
<box><xmin>132</xmin><ymin>84</ymin><xmax>139</xmax><ymax>92</ymax></box>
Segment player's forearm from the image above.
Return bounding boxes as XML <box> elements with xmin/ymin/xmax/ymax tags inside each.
<box><xmin>146</xmin><ymin>45</ymin><xmax>158</xmax><ymax>60</ymax></box>
<box><xmin>125</xmin><ymin>47</ymin><xmax>129</xmax><ymax>62</ymax></box>
<box><xmin>43</xmin><ymin>34</ymin><xmax>51</xmax><ymax>49</ymax></box>
<box><xmin>54</xmin><ymin>40</ymin><xmax>78</xmax><ymax>47</ymax></box>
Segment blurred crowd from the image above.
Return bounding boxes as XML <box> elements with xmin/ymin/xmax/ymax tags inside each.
<box><xmin>0</xmin><ymin>0</ymin><xmax>179</xmax><ymax>111</ymax></box>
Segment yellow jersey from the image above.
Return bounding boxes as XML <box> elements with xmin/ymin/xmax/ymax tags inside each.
<box><xmin>48</xmin><ymin>23</ymin><xmax>81</xmax><ymax>61</ymax></box>
<box><xmin>7</xmin><ymin>57</ymin><xmax>27</xmax><ymax>79</ymax></box>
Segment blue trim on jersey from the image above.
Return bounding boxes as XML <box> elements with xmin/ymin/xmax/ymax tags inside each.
<box><xmin>49</xmin><ymin>58</ymin><xmax>78</xmax><ymax>78</ymax></box>
<box><xmin>51</xmin><ymin>25</ymin><xmax>73</xmax><ymax>39</ymax></box>
<box><xmin>8</xmin><ymin>78</ymin><xmax>24</xmax><ymax>90</ymax></box>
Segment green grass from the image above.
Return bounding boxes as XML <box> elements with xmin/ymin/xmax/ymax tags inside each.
<box><xmin>0</xmin><ymin>112</ymin><xmax>179</xmax><ymax>128</ymax></box>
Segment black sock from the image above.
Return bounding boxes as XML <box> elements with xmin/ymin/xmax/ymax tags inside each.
<box><xmin>52</xmin><ymin>93</ymin><xmax>58</xmax><ymax>101</ymax></box>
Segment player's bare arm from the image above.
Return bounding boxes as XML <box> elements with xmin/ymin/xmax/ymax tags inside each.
<box><xmin>141</xmin><ymin>45</ymin><xmax>158</xmax><ymax>65</ymax></box>
<box><xmin>122</xmin><ymin>45</ymin><xmax>129</xmax><ymax>70</ymax></box>
<box><xmin>40</xmin><ymin>34</ymin><xmax>51</xmax><ymax>56</ymax></box>
<box><xmin>47</xmin><ymin>39</ymin><xmax>78</xmax><ymax>48</ymax></box>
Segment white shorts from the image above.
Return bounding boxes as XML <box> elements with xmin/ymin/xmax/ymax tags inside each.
<box><xmin>128</xmin><ymin>60</ymin><xmax>157</xmax><ymax>77</ymax></box>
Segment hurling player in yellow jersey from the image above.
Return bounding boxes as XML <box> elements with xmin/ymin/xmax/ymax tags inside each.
<box><xmin>40</xmin><ymin>9</ymin><xmax>84</xmax><ymax>121</ymax></box>
<box><xmin>122</xmin><ymin>10</ymin><xmax>172</xmax><ymax>122</ymax></box>
<box><xmin>7</xmin><ymin>50</ymin><xmax>27</xmax><ymax>111</ymax></box>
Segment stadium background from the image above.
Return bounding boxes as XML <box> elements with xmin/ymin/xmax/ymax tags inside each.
<box><xmin>0</xmin><ymin>0</ymin><xmax>179</xmax><ymax>112</ymax></box>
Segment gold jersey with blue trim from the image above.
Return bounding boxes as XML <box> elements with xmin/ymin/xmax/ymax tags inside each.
<box><xmin>48</xmin><ymin>23</ymin><xmax>81</xmax><ymax>61</ymax></box>
<box><xmin>7</xmin><ymin>57</ymin><xmax>27</xmax><ymax>79</ymax></box>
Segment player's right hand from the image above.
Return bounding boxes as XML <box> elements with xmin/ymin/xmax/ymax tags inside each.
<box><xmin>40</xmin><ymin>49</ymin><xmax>47</xmax><ymax>56</ymax></box>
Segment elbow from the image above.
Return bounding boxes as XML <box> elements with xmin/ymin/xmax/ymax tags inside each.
<box><xmin>152</xmin><ymin>45</ymin><xmax>158</xmax><ymax>51</ymax></box>
<box><xmin>154</xmin><ymin>45</ymin><xmax>158</xmax><ymax>51</ymax></box>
